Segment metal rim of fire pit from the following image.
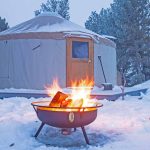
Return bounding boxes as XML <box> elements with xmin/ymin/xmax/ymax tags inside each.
<box><xmin>31</xmin><ymin>101</ymin><xmax>103</xmax><ymax>110</ymax></box>
<box><xmin>31</xmin><ymin>101</ymin><xmax>103</xmax><ymax>145</ymax></box>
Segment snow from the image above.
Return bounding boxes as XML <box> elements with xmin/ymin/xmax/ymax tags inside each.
<box><xmin>0</xmin><ymin>83</ymin><xmax>150</xmax><ymax>150</ymax></box>
<box><xmin>0</xmin><ymin>13</ymin><xmax>91</xmax><ymax>35</ymax></box>
<box><xmin>0</xmin><ymin>13</ymin><xmax>113</xmax><ymax>46</ymax></box>
<box><xmin>101</xmin><ymin>35</ymin><xmax>117</xmax><ymax>40</ymax></box>
<box><xmin>0</xmin><ymin>81</ymin><xmax>148</xmax><ymax>96</ymax></box>
<box><xmin>133</xmin><ymin>80</ymin><xmax>150</xmax><ymax>89</ymax></box>
<box><xmin>0</xmin><ymin>88</ymin><xmax>46</xmax><ymax>94</ymax></box>
<box><xmin>37</xmin><ymin>12</ymin><xmax>63</xmax><ymax>18</ymax></box>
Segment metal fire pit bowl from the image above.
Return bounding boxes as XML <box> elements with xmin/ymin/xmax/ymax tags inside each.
<box><xmin>31</xmin><ymin>101</ymin><xmax>103</xmax><ymax>145</ymax></box>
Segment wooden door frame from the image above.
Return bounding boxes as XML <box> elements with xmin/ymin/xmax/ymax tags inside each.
<box><xmin>66</xmin><ymin>37</ymin><xmax>94</xmax><ymax>87</ymax></box>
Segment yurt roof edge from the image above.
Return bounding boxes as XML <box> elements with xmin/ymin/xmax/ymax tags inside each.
<box><xmin>0</xmin><ymin>13</ymin><xmax>116</xmax><ymax>48</ymax></box>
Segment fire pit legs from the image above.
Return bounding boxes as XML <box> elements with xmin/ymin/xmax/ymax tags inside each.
<box><xmin>34</xmin><ymin>124</ymin><xmax>90</xmax><ymax>145</ymax></box>
<box><xmin>81</xmin><ymin>126</ymin><xmax>90</xmax><ymax>145</ymax></box>
<box><xmin>35</xmin><ymin>122</ymin><xmax>45</xmax><ymax>138</ymax></box>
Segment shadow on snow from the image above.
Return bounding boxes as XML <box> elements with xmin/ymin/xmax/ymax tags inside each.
<box><xmin>33</xmin><ymin>125</ymin><xmax>122</xmax><ymax>149</ymax></box>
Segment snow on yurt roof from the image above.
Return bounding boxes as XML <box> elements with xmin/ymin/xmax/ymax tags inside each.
<box><xmin>0</xmin><ymin>12</ymin><xmax>115</xmax><ymax>47</ymax></box>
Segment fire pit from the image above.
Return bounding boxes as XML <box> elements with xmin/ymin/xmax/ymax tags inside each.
<box><xmin>31</xmin><ymin>100</ymin><xmax>102</xmax><ymax>145</ymax></box>
<box><xmin>31</xmin><ymin>79</ymin><xmax>103</xmax><ymax>145</ymax></box>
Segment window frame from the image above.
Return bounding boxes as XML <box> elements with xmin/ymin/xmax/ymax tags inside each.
<box><xmin>71</xmin><ymin>41</ymin><xmax>89</xmax><ymax>60</ymax></box>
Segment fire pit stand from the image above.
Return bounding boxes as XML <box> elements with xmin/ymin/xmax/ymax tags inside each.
<box><xmin>34</xmin><ymin>122</ymin><xmax>90</xmax><ymax>144</ymax></box>
<box><xmin>31</xmin><ymin>101</ymin><xmax>103</xmax><ymax>145</ymax></box>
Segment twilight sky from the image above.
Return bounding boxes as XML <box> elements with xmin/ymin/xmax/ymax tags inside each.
<box><xmin>0</xmin><ymin>0</ymin><xmax>113</xmax><ymax>27</ymax></box>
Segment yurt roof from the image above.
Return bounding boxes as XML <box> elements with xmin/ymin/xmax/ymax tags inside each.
<box><xmin>0</xmin><ymin>12</ymin><xmax>115</xmax><ymax>48</ymax></box>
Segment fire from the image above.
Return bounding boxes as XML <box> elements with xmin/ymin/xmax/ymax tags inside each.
<box><xmin>69</xmin><ymin>78</ymin><xmax>93</xmax><ymax>107</ymax></box>
<box><xmin>46</xmin><ymin>78</ymin><xmax>99</xmax><ymax>110</ymax></box>
<box><xmin>46</xmin><ymin>79</ymin><xmax>62</xmax><ymax>97</ymax></box>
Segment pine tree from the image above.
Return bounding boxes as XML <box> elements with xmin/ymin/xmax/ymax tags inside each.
<box><xmin>85</xmin><ymin>11</ymin><xmax>101</xmax><ymax>34</ymax></box>
<box><xmin>58</xmin><ymin>0</ymin><xmax>70</xmax><ymax>20</ymax></box>
<box><xmin>98</xmin><ymin>8</ymin><xmax>114</xmax><ymax>35</ymax></box>
<box><xmin>110</xmin><ymin>0</ymin><xmax>150</xmax><ymax>86</ymax></box>
<box><xmin>0</xmin><ymin>17</ymin><xmax>9</xmax><ymax>32</ymax></box>
<box><xmin>85</xmin><ymin>8</ymin><xmax>117</xmax><ymax>36</ymax></box>
<box><xmin>138</xmin><ymin>0</ymin><xmax>150</xmax><ymax>81</ymax></box>
<box><xmin>35</xmin><ymin>0</ymin><xmax>70</xmax><ymax>20</ymax></box>
<box><xmin>85</xmin><ymin>0</ymin><xmax>150</xmax><ymax>86</ymax></box>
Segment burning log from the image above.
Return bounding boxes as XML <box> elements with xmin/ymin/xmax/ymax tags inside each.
<box><xmin>60</xmin><ymin>99</ymin><xmax>72</xmax><ymax>107</ymax></box>
<box><xmin>49</xmin><ymin>91</ymin><xmax>68</xmax><ymax>107</ymax></box>
<box><xmin>49</xmin><ymin>91</ymin><xmax>85</xmax><ymax>108</ymax></box>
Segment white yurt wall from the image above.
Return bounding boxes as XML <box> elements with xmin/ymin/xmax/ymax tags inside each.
<box><xmin>94</xmin><ymin>43</ymin><xmax>117</xmax><ymax>86</ymax></box>
<box><xmin>0</xmin><ymin>39</ymin><xmax>66</xmax><ymax>89</ymax></box>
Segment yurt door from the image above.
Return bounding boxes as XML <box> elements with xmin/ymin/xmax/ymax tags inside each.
<box><xmin>66</xmin><ymin>37</ymin><xmax>94</xmax><ymax>87</ymax></box>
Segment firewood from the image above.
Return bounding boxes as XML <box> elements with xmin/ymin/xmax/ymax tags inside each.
<box><xmin>49</xmin><ymin>91</ymin><xmax>68</xmax><ymax>107</ymax></box>
<box><xmin>60</xmin><ymin>99</ymin><xmax>72</xmax><ymax>107</ymax></box>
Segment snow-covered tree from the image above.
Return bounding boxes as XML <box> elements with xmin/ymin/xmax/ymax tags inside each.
<box><xmin>35</xmin><ymin>0</ymin><xmax>70</xmax><ymax>20</ymax></box>
<box><xmin>58</xmin><ymin>0</ymin><xmax>70</xmax><ymax>20</ymax></box>
<box><xmin>85</xmin><ymin>0</ymin><xmax>150</xmax><ymax>86</ymax></box>
<box><xmin>111</xmin><ymin>0</ymin><xmax>150</xmax><ymax>86</ymax></box>
<box><xmin>85</xmin><ymin>9</ymin><xmax>114</xmax><ymax>35</ymax></box>
<box><xmin>0</xmin><ymin>17</ymin><xmax>9</xmax><ymax>32</ymax></box>
<box><xmin>85</xmin><ymin>11</ymin><xmax>101</xmax><ymax>34</ymax></box>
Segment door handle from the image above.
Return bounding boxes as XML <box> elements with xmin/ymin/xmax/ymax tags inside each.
<box><xmin>88</xmin><ymin>60</ymin><xmax>92</xmax><ymax>63</ymax></box>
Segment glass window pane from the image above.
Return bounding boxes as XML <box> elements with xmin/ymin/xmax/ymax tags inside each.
<box><xmin>72</xmin><ymin>41</ymin><xmax>89</xmax><ymax>58</ymax></box>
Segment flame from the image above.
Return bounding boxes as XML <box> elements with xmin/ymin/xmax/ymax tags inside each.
<box><xmin>69</xmin><ymin>78</ymin><xmax>94</xmax><ymax>107</ymax></box>
<box><xmin>45</xmin><ymin>77</ymin><xmax>99</xmax><ymax>111</ymax></box>
<box><xmin>46</xmin><ymin>79</ymin><xmax>62</xmax><ymax>97</ymax></box>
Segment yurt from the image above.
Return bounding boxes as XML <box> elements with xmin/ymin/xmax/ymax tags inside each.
<box><xmin>0</xmin><ymin>13</ymin><xmax>116</xmax><ymax>89</ymax></box>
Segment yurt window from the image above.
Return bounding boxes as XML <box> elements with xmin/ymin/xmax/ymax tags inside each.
<box><xmin>72</xmin><ymin>41</ymin><xmax>89</xmax><ymax>59</ymax></box>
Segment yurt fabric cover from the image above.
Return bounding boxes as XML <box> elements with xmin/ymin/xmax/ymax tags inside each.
<box><xmin>0</xmin><ymin>13</ymin><xmax>116</xmax><ymax>89</ymax></box>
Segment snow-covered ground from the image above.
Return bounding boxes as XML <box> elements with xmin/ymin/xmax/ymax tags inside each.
<box><xmin>1</xmin><ymin>80</ymin><xmax>150</xmax><ymax>96</ymax></box>
<box><xmin>0</xmin><ymin>86</ymin><xmax>150</xmax><ymax>149</ymax></box>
